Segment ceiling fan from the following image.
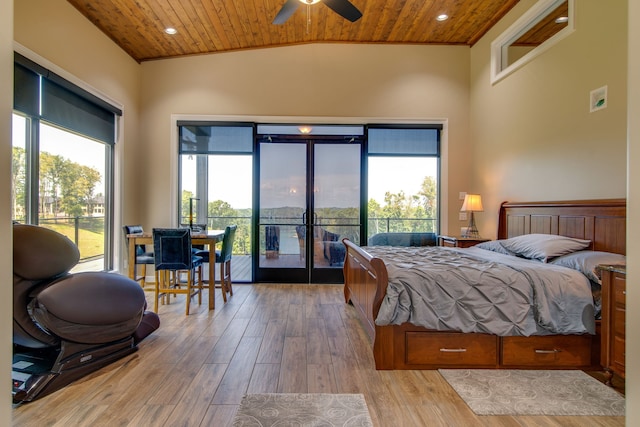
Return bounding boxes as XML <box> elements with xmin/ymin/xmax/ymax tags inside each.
<box><xmin>272</xmin><ymin>0</ymin><xmax>363</xmax><ymax>25</ymax></box>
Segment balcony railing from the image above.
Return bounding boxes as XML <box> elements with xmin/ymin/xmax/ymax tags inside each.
<box><xmin>182</xmin><ymin>215</ymin><xmax>438</xmax><ymax>254</ymax></box>
<box><xmin>37</xmin><ymin>216</ymin><xmax>105</xmax><ymax>261</ymax></box>
<box><xmin>368</xmin><ymin>217</ymin><xmax>438</xmax><ymax>234</ymax></box>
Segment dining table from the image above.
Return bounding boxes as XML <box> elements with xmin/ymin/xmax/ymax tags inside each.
<box><xmin>127</xmin><ymin>229</ymin><xmax>225</xmax><ymax>310</ymax></box>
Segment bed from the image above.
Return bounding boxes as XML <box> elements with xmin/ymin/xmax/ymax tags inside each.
<box><xmin>342</xmin><ymin>199</ymin><xmax>626</xmax><ymax>370</ymax></box>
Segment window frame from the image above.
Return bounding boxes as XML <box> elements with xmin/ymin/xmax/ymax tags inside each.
<box><xmin>12</xmin><ymin>51</ymin><xmax>121</xmax><ymax>271</ymax></box>
<box><xmin>364</xmin><ymin>124</ymin><xmax>442</xmax><ymax>242</ymax></box>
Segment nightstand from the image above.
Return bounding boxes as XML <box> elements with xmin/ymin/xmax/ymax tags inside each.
<box><xmin>598</xmin><ymin>264</ymin><xmax>626</xmax><ymax>386</ymax></box>
<box><xmin>438</xmin><ymin>235</ymin><xmax>490</xmax><ymax>248</ymax></box>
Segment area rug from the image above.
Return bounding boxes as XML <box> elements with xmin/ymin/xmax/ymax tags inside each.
<box><xmin>232</xmin><ymin>393</ymin><xmax>373</xmax><ymax>426</ymax></box>
<box><xmin>438</xmin><ymin>369</ymin><xmax>625</xmax><ymax>416</ymax></box>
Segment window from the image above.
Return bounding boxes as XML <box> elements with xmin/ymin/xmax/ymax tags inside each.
<box><xmin>491</xmin><ymin>0</ymin><xmax>575</xmax><ymax>84</ymax></box>
<box><xmin>12</xmin><ymin>53</ymin><xmax>121</xmax><ymax>272</ymax></box>
<box><xmin>178</xmin><ymin>122</ymin><xmax>254</xmax><ymax>278</ymax></box>
<box><xmin>366</xmin><ymin>126</ymin><xmax>441</xmax><ymax>242</ymax></box>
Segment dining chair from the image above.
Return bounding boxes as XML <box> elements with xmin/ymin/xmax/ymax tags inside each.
<box><xmin>152</xmin><ymin>228</ymin><xmax>204</xmax><ymax>315</ymax></box>
<box><xmin>194</xmin><ymin>224</ymin><xmax>237</xmax><ymax>303</ymax></box>
<box><xmin>180</xmin><ymin>223</ymin><xmax>208</xmax><ymax>252</ymax></box>
<box><xmin>123</xmin><ymin>225</ymin><xmax>155</xmax><ymax>289</ymax></box>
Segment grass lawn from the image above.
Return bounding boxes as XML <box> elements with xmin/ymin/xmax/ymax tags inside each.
<box><xmin>44</xmin><ymin>223</ymin><xmax>104</xmax><ymax>259</ymax></box>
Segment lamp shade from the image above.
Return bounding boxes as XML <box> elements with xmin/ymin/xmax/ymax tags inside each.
<box><xmin>461</xmin><ymin>194</ymin><xmax>483</xmax><ymax>212</ymax></box>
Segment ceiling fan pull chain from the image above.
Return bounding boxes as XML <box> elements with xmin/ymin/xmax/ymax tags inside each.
<box><xmin>306</xmin><ymin>4</ymin><xmax>311</xmax><ymax>34</ymax></box>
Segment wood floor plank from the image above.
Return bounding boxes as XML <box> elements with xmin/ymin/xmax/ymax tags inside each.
<box><xmin>255</xmin><ymin>318</ymin><xmax>286</xmax><ymax>364</ymax></box>
<box><xmin>162</xmin><ymin>363</ymin><xmax>227</xmax><ymax>426</ymax></box>
<box><xmin>200</xmin><ymin>404</ymin><xmax>238</xmax><ymax>427</ymax></box>
<box><xmin>306</xmin><ymin>317</ymin><xmax>332</xmax><ymax>365</ymax></box>
<box><xmin>320</xmin><ymin>303</ymin><xmax>348</xmax><ymax>338</ymax></box>
<box><xmin>247</xmin><ymin>363</ymin><xmax>280</xmax><ymax>393</ymax></box>
<box><xmin>307</xmin><ymin>364</ymin><xmax>337</xmax><ymax>393</ymax></box>
<box><xmin>303</xmin><ymin>286</ymin><xmax>324</xmax><ymax>318</ymax></box>
<box><xmin>211</xmin><ymin>336</ymin><xmax>262</xmax><ymax>404</ymax></box>
<box><xmin>122</xmin><ymin>404</ymin><xmax>176</xmax><ymax>427</ymax></box>
<box><xmin>12</xmin><ymin>283</ymin><xmax>625</xmax><ymax>427</ymax></box>
<box><xmin>285</xmin><ymin>303</ymin><xmax>306</xmax><ymax>337</ymax></box>
<box><xmin>49</xmin><ymin>405</ymin><xmax>110</xmax><ymax>427</ymax></box>
<box><xmin>206</xmin><ymin>318</ymin><xmax>250</xmax><ymax>364</ymax></box>
<box><xmin>277</xmin><ymin>336</ymin><xmax>307</xmax><ymax>393</ymax></box>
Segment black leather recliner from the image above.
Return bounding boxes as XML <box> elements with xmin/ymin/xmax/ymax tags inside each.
<box><xmin>12</xmin><ymin>224</ymin><xmax>160</xmax><ymax>404</ymax></box>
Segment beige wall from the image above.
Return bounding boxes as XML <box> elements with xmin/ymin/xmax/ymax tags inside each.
<box><xmin>626</xmin><ymin>1</ymin><xmax>639</xmax><ymax>423</ymax></box>
<box><xmin>14</xmin><ymin>0</ymin><xmax>143</xmax><ymax>261</ymax></box>
<box><xmin>1</xmin><ymin>0</ymin><xmax>12</xmax><ymax>424</ymax></box>
<box><xmin>470</xmin><ymin>0</ymin><xmax>628</xmax><ymax>238</ymax></box>
<box><xmin>139</xmin><ymin>43</ymin><xmax>471</xmax><ymax>232</ymax></box>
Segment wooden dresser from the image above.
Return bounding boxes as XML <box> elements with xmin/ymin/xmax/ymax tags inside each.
<box><xmin>599</xmin><ymin>264</ymin><xmax>626</xmax><ymax>385</ymax></box>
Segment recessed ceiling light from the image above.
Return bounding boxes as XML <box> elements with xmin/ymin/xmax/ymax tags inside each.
<box><xmin>165</xmin><ymin>27</ymin><xmax>177</xmax><ymax>35</ymax></box>
<box><xmin>436</xmin><ymin>14</ymin><xmax>449</xmax><ymax>22</ymax></box>
<box><xmin>555</xmin><ymin>16</ymin><xmax>569</xmax><ymax>24</ymax></box>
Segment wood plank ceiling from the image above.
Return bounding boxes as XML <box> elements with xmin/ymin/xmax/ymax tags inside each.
<box><xmin>67</xmin><ymin>0</ymin><xmax>522</xmax><ymax>63</ymax></box>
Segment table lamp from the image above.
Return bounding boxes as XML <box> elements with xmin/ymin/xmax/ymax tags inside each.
<box><xmin>461</xmin><ymin>194</ymin><xmax>483</xmax><ymax>238</ymax></box>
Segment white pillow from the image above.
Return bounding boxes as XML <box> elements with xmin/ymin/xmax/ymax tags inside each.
<box><xmin>475</xmin><ymin>240</ymin><xmax>517</xmax><ymax>256</ymax></box>
<box><xmin>499</xmin><ymin>234</ymin><xmax>591</xmax><ymax>262</ymax></box>
<box><xmin>550</xmin><ymin>250</ymin><xmax>626</xmax><ymax>284</ymax></box>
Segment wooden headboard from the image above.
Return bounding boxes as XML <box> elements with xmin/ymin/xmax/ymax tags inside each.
<box><xmin>498</xmin><ymin>199</ymin><xmax>626</xmax><ymax>255</ymax></box>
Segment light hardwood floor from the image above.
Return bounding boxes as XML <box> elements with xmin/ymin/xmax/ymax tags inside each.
<box><xmin>12</xmin><ymin>284</ymin><xmax>625</xmax><ymax>426</ymax></box>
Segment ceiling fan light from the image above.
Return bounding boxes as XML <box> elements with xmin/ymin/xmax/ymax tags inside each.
<box><xmin>299</xmin><ymin>0</ymin><xmax>322</xmax><ymax>4</ymax></box>
<box><xmin>164</xmin><ymin>27</ymin><xmax>177</xmax><ymax>35</ymax></box>
<box><xmin>436</xmin><ymin>14</ymin><xmax>449</xmax><ymax>21</ymax></box>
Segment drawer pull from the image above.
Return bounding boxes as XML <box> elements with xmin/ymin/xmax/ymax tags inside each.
<box><xmin>440</xmin><ymin>348</ymin><xmax>467</xmax><ymax>353</ymax></box>
<box><xmin>535</xmin><ymin>349</ymin><xmax>561</xmax><ymax>354</ymax></box>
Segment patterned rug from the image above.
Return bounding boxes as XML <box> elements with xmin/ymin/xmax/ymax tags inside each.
<box><xmin>233</xmin><ymin>393</ymin><xmax>373</xmax><ymax>426</ymax></box>
<box><xmin>439</xmin><ymin>369</ymin><xmax>625</xmax><ymax>416</ymax></box>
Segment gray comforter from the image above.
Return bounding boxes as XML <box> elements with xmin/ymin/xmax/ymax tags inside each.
<box><xmin>367</xmin><ymin>246</ymin><xmax>596</xmax><ymax>336</ymax></box>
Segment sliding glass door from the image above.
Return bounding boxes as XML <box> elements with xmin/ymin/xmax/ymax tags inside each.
<box><xmin>255</xmin><ymin>127</ymin><xmax>363</xmax><ymax>283</ymax></box>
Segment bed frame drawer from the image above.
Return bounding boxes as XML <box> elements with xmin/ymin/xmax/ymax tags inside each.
<box><xmin>501</xmin><ymin>335</ymin><xmax>593</xmax><ymax>367</ymax></box>
<box><xmin>405</xmin><ymin>332</ymin><xmax>498</xmax><ymax>367</ymax></box>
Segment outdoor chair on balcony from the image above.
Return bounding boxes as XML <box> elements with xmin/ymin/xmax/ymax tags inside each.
<box><xmin>322</xmin><ymin>229</ymin><xmax>345</xmax><ymax>267</ymax></box>
<box><xmin>152</xmin><ymin>228</ymin><xmax>204</xmax><ymax>315</ymax></box>
<box><xmin>295</xmin><ymin>225</ymin><xmax>306</xmax><ymax>260</ymax></box>
<box><xmin>265</xmin><ymin>225</ymin><xmax>280</xmax><ymax>259</ymax></box>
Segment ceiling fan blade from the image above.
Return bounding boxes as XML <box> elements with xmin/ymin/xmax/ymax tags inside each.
<box><xmin>322</xmin><ymin>0</ymin><xmax>362</xmax><ymax>22</ymax></box>
<box><xmin>273</xmin><ymin>0</ymin><xmax>300</xmax><ymax>25</ymax></box>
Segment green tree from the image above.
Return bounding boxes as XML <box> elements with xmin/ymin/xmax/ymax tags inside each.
<box><xmin>208</xmin><ymin>200</ymin><xmax>236</xmax><ymax>229</ymax></box>
<box><xmin>382</xmin><ymin>191</ymin><xmax>406</xmax><ymax>219</ymax></box>
<box><xmin>368</xmin><ymin>198</ymin><xmax>383</xmax><ymax>233</ymax></box>
<box><xmin>418</xmin><ymin>176</ymin><xmax>438</xmax><ymax>231</ymax></box>
<box><xmin>39</xmin><ymin>152</ymin><xmax>67</xmax><ymax>217</ymax></box>
<box><xmin>367</xmin><ymin>175</ymin><xmax>438</xmax><ymax>233</ymax></box>
<box><xmin>77</xmin><ymin>165</ymin><xmax>102</xmax><ymax>215</ymax></box>
<box><xmin>11</xmin><ymin>146</ymin><xmax>26</xmax><ymax>220</ymax></box>
<box><xmin>57</xmin><ymin>160</ymin><xmax>101</xmax><ymax>218</ymax></box>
